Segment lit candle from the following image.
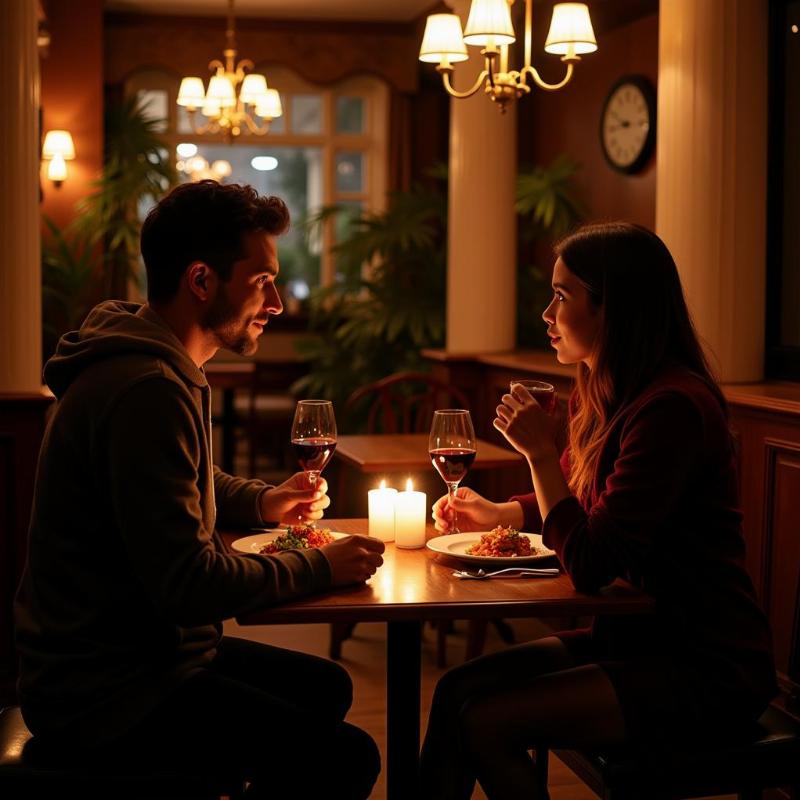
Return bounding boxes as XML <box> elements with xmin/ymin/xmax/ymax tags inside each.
<box><xmin>368</xmin><ymin>480</ymin><xmax>397</xmax><ymax>542</ymax></box>
<box><xmin>395</xmin><ymin>478</ymin><xmax>427</xmax><ymax>549</ymax></box>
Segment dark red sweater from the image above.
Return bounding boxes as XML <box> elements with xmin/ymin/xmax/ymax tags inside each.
<box><xmin>513</xmin><ymin>366</ymin><xmax>776</xmax><ymax>711</ymax></box>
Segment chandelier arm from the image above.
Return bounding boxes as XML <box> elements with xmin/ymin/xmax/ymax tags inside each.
<box><xmin>485</xmin><ymin>53</ymin><xmax>497</xmax><ymax>91</ymax></box>
<box><xmin>243</xmin><ymin>113</ymin><xmax>269</xmax><ymax>135</ymax></box>
<box><xmin>520</xmin><ymin>62</ymin><xmax>575</xmax><ymax>92</ymax></box>
<box><xmin>440</xmin><ymin>68</ymin><xmax>490</xmax><ymax>99</ymax></box>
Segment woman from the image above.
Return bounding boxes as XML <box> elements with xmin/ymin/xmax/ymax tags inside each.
<box><xmin>420</xmin><ymin>222</ymin><xmax>776</xmax><ymax>800</ymax></box>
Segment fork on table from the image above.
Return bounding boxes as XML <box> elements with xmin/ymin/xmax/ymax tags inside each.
<box><xmin>452</xmin><ymin>566</ymin><xmax>560</xmax><ymax>580</ymax></box>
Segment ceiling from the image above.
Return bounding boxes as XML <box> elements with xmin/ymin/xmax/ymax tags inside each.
<box><xmin>104</xmin><ymin>0</ymin><xmax>441</xmax><ymax>22</ymax></box>
<box><xmin>103</xmin><ymin>0</ymin><xmax>658</xmax><ymax>30</ymax></box>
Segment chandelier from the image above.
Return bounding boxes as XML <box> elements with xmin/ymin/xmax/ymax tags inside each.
<box><xmin>176</xmin><ymin>0</ymin><xmax>282</xmax><ymax>142</ymax></box>
<box><xmin>419</xmin><ymin>0</ymin><xmax>597</xmax><ymax>113</ymax></box>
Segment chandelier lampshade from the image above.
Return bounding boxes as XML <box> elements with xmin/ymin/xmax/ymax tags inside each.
<box><xmin>544</xmin><ymin>3</ymin><xmax>598</xmax><ymax>55</ymax></box>
<box><xmin>419</xmin><ymin>14</ymin><xmax>469</xmax><ymax>64</ymax></box>
<box><xmin>463</xmin><ymin>0</ymin><xmax>516</xmax><ymax>48</ymax></box>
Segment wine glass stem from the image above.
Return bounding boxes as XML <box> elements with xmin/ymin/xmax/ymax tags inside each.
<box><xmin>303</xmin><ymin>471</ymin><xmax>319</xmax><ymax>525</ymax></box>
<box><xmin>447</xmin><ymin>482</ymin><xmax>460</xmax><ymax>534</ymax></box>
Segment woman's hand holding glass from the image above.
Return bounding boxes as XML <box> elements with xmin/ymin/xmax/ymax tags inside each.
<box><xmin>260</xmin><ymin>473</ymin><xmax>331</xmax><ymax>525</ymax></box>
<box><xmin>494</xmin><ymin>385</ymin><xmax>560</xmax><ymax>463</ymax></box>
<box><xmin>431</xmin><ymin>486</ymin><xmax>523</xmax><ymax>534</ymax></box>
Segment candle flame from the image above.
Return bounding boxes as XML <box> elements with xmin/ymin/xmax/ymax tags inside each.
<box><xmin>380</xmin><ymin>479</ymin><xmax>386</xmax><ymax>490</ymax></box>
<box><xmin>406</xmin><ymin>478</ymin><xmax>413</xmax><ymax>492</ymax></box>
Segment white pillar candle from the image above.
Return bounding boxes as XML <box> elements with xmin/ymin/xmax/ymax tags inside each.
<box><xmin>395</xmin><ymin>478</ymin><xmax>427</xmax><ymax>549</ymax></box>
<box><xmin>368</xmin><ymin>480</ymin><xmax>397</xmax><ymax>542</ymax></box>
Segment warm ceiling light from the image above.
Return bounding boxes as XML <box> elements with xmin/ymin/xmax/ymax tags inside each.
<box><xmin>419</xmin><ymin>0</ymin><xmax>597</xmax><ymax>113</ymax></box>
<box><xmin>176</xmin><ymin>142</ymin><xmax>198</xmax><ymax>158</ymax></box>
<box><xmin>251</xmin><ymin>156</ymin><xmax>278</xmax><ymax>171</ymax></box>
<box><xmin>177</xmin><ymin>0</ymin><xmax>280</xmax><ymax>142</ymax></box>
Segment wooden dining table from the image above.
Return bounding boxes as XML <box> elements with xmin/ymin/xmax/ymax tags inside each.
<box><xmin>223</xmin><ymin>519</ymin><xmax>653</xmax><ymax>800</ymax></box>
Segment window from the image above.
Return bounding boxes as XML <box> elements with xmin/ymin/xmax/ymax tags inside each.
<box><xmin>767</xmin><ymin>0</ymin><xmax>800</xmax><ymax>378</ymax></box>
<box><xmin>125</xmin><ymin>66</ymin><xmax>389</xmax><ymax>308</ymax></box>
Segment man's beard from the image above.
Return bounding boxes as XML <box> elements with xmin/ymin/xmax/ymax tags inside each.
<box><xmin>201</xmin><ymin>284</ymin><xmax>259</xmax><ymax>356</ymax></box>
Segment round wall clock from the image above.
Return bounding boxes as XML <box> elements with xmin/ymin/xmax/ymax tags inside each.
<box><xmin>600</xmin><ymin>75</ymin><xmax>656</xmax><ymax>174</ymax></box>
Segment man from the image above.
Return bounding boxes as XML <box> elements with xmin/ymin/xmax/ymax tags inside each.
<box><xmin>15</xmin><ymin>180</ymin><xmax>384</xmax><ymax>798</ymax></box>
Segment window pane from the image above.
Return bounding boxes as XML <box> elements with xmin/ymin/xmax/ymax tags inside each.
<box><xmin>335</xmin><ymin>151</ymin><xmax>364</xmax><ymax>193</ymax></box>
<box><xmin>176</xmin><ymin>105</ymin><xmax>195</xmax><ymax>134</ymax></box>
<box><xmin>291</xmin><ymin>94</ymin><xmax>323</xmax><ymax>134</ymax></box>
<box><xmin>170</xmin><ymin>143</ymin><xmax>323</xmax><ymax>294</ymax></box>
<box><xmin>136</xmin><ymin>89</ymin><xmax>169</xmax><ymax>132</ymax></box>
<box><xmin>336</xmin><ymin>96</ymin><xmax>364</xmax><ymax>134</ymax></box>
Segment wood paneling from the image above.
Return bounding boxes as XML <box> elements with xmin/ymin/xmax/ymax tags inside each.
<box><xmin>0</xmin><ymin>393</ymin><xmax>53</xmax><ymax>705</ymax></box>
<box><xmin>762</xmin><ymin>438</ymin><xmax>800</xmax><ymax>681</ymax></box>
<box><xmin>520</xmin><ymin>12</ymin><xmax>659</xmax><ymax>231</ymax></box>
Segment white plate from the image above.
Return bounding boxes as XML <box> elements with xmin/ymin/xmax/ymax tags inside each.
<box><xmin>230</xmin><ymin>528</ymin><xmax>349</xmax><ymax>554</ymax></box>
<box><xmin>426</xmin><ymin>531</ymin><xmax>556</xmax><ymax>565</ymax></box>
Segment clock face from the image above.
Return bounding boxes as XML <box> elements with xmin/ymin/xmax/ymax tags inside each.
<box><xmin>601</xmin><ymin>77</ymin><xmax>656</xmax><ymax>174</ymax></box>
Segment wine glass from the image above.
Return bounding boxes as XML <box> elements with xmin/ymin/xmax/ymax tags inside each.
<box><xmin>509</xmin><ymin>379</ymin><xmax>557</xmax><ymax>414</ymax></box>
<box><xmin>428</xmin><ymin>409</ymin><xmax>476</xmax><ymax>535</ymax></box>
<box><xmin>290</xmin><ymin>400</ymin><xmax>337</xmax><ymax>524</ymax></box>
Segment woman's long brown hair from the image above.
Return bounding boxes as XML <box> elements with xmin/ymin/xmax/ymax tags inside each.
<box><xmin>555</xmin><ymin>222</ymin><xmax>725</xmax><ymax>502</ymax></box>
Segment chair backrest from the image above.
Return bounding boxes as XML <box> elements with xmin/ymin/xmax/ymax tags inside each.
<box><xmin>344</xmin><ymin>371</ymin><xmax>470</xmax><ymax>434</ymax></box>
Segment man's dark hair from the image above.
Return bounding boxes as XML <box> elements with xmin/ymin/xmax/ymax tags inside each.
<box><xmin>141</xmin><ymin>180</ymin><xmax>290</xmax><ymax>303</ymax></box>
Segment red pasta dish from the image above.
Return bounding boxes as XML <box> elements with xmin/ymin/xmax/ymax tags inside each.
<box><xmin>465</xmin><ymin>526</ymin><xmax>535</xmax><ymax>558</ymax></box>
<box><xmin>258</xmin><ymin>525</ymin><xmax>334</xmax><ymax>555</ymax></box>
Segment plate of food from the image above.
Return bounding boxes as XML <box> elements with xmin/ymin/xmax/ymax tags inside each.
<box><xmin>230</xmin><ymin>524</ymin><xmax>349</xmax><ymax>555</ymax></box>
<box><xmin>426</xmin><ymin>526</ymin><xmax>556</xmax><ymax>565</ymax></box>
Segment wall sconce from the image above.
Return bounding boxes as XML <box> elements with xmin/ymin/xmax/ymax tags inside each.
<box><xmin>41</xmin><ymin>129</ymin><xmax>75</xmax><ymax>188</ymax></box>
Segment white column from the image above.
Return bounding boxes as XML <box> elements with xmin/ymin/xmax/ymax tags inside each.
<box><xmin>445</xmin><ymin>0</ymin><xmax>517</xmax><ymax>353</ymax></box>
<box><xmin>0</xmin><ymin>1</ymin><xmax>41</xmax><ymax>392</ymax></box>
<box><xmin>656</xmin><ymin>0</ymin><xmax>768</xmax><ymax>382</ymax></box>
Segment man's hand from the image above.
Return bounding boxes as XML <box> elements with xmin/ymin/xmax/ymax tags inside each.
<box><xmin>321</xmin><ymin>535</ymin><xmax>385</xmax><ymax>586</ymax></box>
<box><xmin>260</xmin><ymin>473</ymin><xmax>330</xmax><ymax>525</ymax></box>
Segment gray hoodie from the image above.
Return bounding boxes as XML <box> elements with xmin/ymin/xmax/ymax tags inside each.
<box><xmin>14</xmin><ymin>301</ymin><xmax>331</xmax><ymax>747</ymax></box>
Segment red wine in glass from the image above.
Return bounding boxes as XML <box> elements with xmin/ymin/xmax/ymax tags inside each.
<box><xmin>428</xmin><ymin>409</ymin><xmax>476</xmax><ymax>534</ymax></box>
<box><xmin>509</xmin><ymin>379</ymin><xmax>557</xmax><ymax>414</ymax></box>
<box><xmin>292</xmin><ymin>439</ymin><xmax>337</xmax><ymax>473</ymax></box>
<box><xmin>430</xmin><ymin>448</ymin><xmax>476</xmax><ymax>484</ymax></box>
<box><xmin>291</xmin><ymin>400</ymin><xmax>337</xmax><ymax>524</ymax></box>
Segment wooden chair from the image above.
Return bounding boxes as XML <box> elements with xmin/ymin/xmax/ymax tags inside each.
<box><xmin>544</xmin><ymin>574</ymin><xmax>800</xmax><ymax>800</ymax></box>
<box><xmin>0</xmin><ymin>705</ymin><xmax>246</xmax><ymax>799</ymax></box>
<box><xmin>238</xmin><ymin>362</ymin><xmax>298</xmax><ymax>479</ymax></box>
<box><xmin>342</xmin><ymin>370</ymin><xmax>470</xmax><ymax>435</ymax></box>
<box><xmin>330</xmin><ymin>371</ymin><xmax>505</xmax><ymax>665</ymax></box>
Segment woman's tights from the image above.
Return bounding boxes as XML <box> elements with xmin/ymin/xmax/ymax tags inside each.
<box><xmin>419</xmin><ymin>635</ymin><xmax>628</xmax><ymax>800</ymax></box>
